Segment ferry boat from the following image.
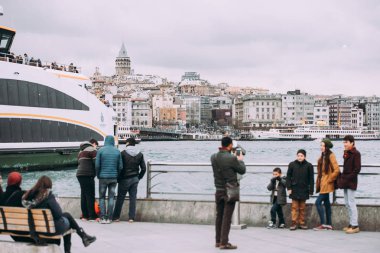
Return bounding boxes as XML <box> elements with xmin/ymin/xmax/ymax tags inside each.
<box><xmin>0</xmin><ymin>25</ymin><xmax>116</xmax><ymax>170</ymax></box>
<box><xmin>250</xmin><ymin>126</ymin><xmax>380</xmax><ymax>141</ymax></box>
<box><xmin>117</xmin><ymin>126</ymin><xmax>141</xmax><ymax>144</ymax></box>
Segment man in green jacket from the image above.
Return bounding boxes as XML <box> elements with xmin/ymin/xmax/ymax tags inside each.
<box><xmin>211</xmin><ymin>137</ymin><xmax>246</xmax><ymax>250</ymax></box>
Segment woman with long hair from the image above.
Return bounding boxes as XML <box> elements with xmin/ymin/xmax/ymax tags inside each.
<box><xmin>314</xmin><ymin>139</ymin><xmax>340</xmax><ymax>231</ymax></box>
<box><xmin>22</xmin><ymin>176</ymin><xmax>96</xmax><ymax>253</ymax></box>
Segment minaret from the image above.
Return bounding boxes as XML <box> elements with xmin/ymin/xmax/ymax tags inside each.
<box><xmin>115</xmin><ymin>43</ymin><xmax>131</xmax><ymax>76</ymax></box>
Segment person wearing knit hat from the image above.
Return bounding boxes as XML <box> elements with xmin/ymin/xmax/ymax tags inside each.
<box><xmin>286</xmin><ymin>149</ymin><xmax>314</xmax><ymax>231</ymax></box>
<box><xmin>0</xmin><ymin>172</ymin><xmax>24</xmax><ymax>207</ymax></box>
<box><xmin>7</xmin><ymin>172</ymin><xmax>22</xmax><ymax>187</ymax></box>
<box><xmin>314</xmin><ymin>139</ymin><xmax>340</xmax><ymax>231</ymax></box>
<box><xmin>322</xmin><ymin>139</ymin><xmax>333</xmax><ymax>149</ymax></box>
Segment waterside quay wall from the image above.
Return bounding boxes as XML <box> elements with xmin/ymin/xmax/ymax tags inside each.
<box><xmin>59</xmin><ymin>197</ymin><xmax>380</xmax><ymax>232</ymax></box>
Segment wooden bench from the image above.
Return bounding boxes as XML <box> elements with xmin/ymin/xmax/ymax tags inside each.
<box><xmin>0</xmin><ymin>206</ymin><xmax>74</xmax><ymax>245</ymax></box>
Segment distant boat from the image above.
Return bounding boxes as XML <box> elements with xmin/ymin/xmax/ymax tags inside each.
<box><xmin>117</xmin><ymin>126</ymin><xmax>141</xmax><ymax>144</ymax></box>
<box><xmin>0</xmin><ymin>25</ymin><xmax>115</xmax><ymax>171</ymax></box>
<box><xmin>249</xmin><ymin>126</ymin><xmax>380</xmax><ymax>141</ymax></box>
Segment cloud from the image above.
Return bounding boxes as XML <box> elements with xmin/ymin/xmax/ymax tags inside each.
<box><xmin>2</xmin><ymin>0</ymin><xmax>380</xmax><ymax>95</ymax></box>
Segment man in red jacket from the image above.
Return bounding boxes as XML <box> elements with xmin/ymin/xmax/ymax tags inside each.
<box><xmin>340</xmin><ymin>135</ymin><xmax>361</xmax><ymax>234</ymax></box>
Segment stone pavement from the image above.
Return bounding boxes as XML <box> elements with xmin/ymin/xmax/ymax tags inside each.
<box><xmin>1</xmin><ymin>221</ymin><xmax>380</xmax><ymax>253</ymax></box>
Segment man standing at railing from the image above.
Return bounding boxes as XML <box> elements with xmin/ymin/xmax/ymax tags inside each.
<box><xmin>211</xmin><ymin>136</ymin><xmax>246</xmax><ymax>250</ymax></box>
<box><xmin>339</xmin><ymin>135</ymin><xmax>361</xmax><ymax>234</ymax></box>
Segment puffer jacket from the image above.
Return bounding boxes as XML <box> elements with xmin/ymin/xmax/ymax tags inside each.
<box><xmin>76</xmin><ymin>142</ymin><xmax>97</xmax><ymax>177</ymax></box>
<box><xmin>286</xmin><ymin>160</ymin><xmax>314</xmax><ymax>200</ymax></box>
<box><xmin>95</xmin><ymin>136</ymin><xmax>122</xmax><ymax>179</ymax></box>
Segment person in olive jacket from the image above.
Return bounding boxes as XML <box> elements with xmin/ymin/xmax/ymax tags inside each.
<box><xmin>314</xmin><ymin>139</ymin><xmax>340</xmax><ymax>231</ymax></box>
<box><xmin>211</xmin><ymin>137</ymin><xmax>246</xmax><ymax>250</ymax></box>
<box><xmin>339</xmin><ymin>135</ymin><xmax>361</xmax><ymax>234</ymax></box>
<box><xmin>286</xmin><ymin>149</ymin><xmax>314</xmax><ymax>231</ymax></box>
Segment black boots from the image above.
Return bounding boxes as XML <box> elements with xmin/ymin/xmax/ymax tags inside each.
<box><xmin>78</xmin><ymin>228</ymin><xmax>97</xmax><ymax>247</ymax></box>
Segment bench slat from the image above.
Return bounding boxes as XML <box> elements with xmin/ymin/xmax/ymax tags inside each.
<box><xmin>0</xmin><ymin>218</ymin><xmax>55</xmax><ymax>228</ymax></box>
<box><xmin>0</xmin><ymin>224</ymin><xmax>55</xmax><ymax>233</ymax></box>
<box><xmin>0</xmin><ymin>207</ymin><xmax>53</xmax><ymax>216</ymax></box>
<box><xmin>0</xmin><ymin>229</ymin><xmax>76</xmax><ymax>240</ymax></box>
<box><xmin>0</xmin><ymin>212</ymin><xmax>53</xmax><ymax>221</ymax></box>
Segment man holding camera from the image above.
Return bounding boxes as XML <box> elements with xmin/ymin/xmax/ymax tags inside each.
<box><xmin>211</xmin><ymin>137</ymin><xmax>246</xmax><ymax>250</ymax></box>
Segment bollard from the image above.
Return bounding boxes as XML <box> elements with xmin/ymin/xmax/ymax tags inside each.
<box><xmin>231</xmin><ymin>201</ymin><xmax>247</xmax><ymax>230</ymax></box>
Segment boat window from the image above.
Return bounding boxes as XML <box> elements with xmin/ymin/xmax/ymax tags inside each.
<box><xmin>0</xmin><ymin>79</ymin><xmax>89</xmax><ymax>110</ymax></box>
<box><xmin>0</xmin><ymin>118</ymin><xmax>104</xmax><ymax>143</ymax></box>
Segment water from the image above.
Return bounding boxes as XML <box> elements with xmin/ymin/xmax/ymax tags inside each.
<box><xmin>1</xmin><ymin>140</ymin><xmax>379</xmax><ymax>204</ymax></box>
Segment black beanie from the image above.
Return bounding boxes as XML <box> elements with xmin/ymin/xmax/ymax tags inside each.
<box><xmin>297</xmin><ymin>149</ymin><xmax>307</xmax><ymax>157</ymax></box>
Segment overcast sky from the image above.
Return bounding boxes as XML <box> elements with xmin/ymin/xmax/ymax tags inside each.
<box><xmin>2</xmin><ymin>0</ymin><xmax>380</xmax><ymax>95</ymax></box>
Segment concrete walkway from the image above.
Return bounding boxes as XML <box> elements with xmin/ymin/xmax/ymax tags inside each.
<box><xmin>2</xmin><ymin>221</ymin><xmax>380</xmax><ymax>253</ymax></box>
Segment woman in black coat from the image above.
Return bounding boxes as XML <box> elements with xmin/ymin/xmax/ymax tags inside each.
<box><xmin>22</xmin><ymin>176</ymin><xmax>96</xmax><ymax>253</ymax></box>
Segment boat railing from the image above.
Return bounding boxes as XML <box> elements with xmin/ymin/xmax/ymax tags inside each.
<box><xmin>0</xmin><ymin>52</ymin><xmax>82</xmax><ymax>73</ymax></box>
<box><xmin>146</xmin><ymin>162</ymin><xmax>380</xmax><ymax>204</ymax></box>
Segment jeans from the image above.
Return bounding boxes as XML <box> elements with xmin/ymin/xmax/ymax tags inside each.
<box><xmin>61</xmin><ymin>212</ymin><xmax>82</xmax><ymax>253</ymax></box>
<box><xmin>113</xmin><ymin>176</ymin><xmax>139</xmax><ymax>220</ymax></box>
<box><xmin>291</xmin><ymin>199</ymin><xmax>306</xmax><ymax>225</ymax></box>
<box><xmin>315</xmin><ymin>193</ymin><xmax>332</xmax><ymax>225</ymax></box>
<box><xmin>215</xmin><ymin>190</ymin><xmax>236</xmax><ymax>245</ymax></box>
<box><xmin>270</xmin><ymin>196</ymin><xmax>284</xmax><ymax>224</ymax></box>
<box><xmin>344</xmin><ymin>189</ymin><xmax>359</xmax><ymax>226</ymax></box>
<box><xmin>77</xmin><ymin>176</ymin><xmax>97</xmax><ymax>220</ymax></box>
<box><xmin>99</xmin><ymin>179</ymin><xmax>117</xmax><ymax>220</ymax></box>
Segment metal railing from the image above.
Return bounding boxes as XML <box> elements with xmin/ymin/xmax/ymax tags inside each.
<box><xmin>146</xmin><ymin>162</ymin><xmax>380</xmax><ymax>203</ymax></box>
<box><xmin>0</xmin><ymin>52</ymin><xmax>82</xmax><ymax>73</ymax></box>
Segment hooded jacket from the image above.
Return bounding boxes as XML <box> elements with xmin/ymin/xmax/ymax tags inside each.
<box><xmin>119</xmin><ymin>146</ymin><xmax>146</xmax><ymax>180</ymax></box>
<box><xmin>76</xmin><ymin>142</ymin><xmax>97</xmax><ymax>177</ymax></box>
<box><xmin>0</xmin><ymin>185</ymin><xmax>24</xmax><ymax>207</ymax></box>
<box><xmin>95</xmin><ymin>136</ymin><xmax>123</xmax><ymax>179</ymax></box>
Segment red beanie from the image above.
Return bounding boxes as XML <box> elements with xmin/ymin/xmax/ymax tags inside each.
<box><xmin>7</xmin><ymin>172</ymin><xmax>22</xmax><ymax>187</ymax></box>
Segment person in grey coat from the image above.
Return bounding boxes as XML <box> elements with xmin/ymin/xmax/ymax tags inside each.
<box><xmin>267</xmin><ymin>167</ymin><xmax>287</xmax><ymax>229</ymax></box>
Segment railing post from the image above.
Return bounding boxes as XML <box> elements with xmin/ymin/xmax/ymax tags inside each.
<box><xmin>333</xmin><ymin>190</ymin><xmax>337</xmax><ymax>204</ymax></box>
<box><xmin>146</xmin><ymin>160</ymin><xmax>152</xmax><ymax>199</ymax></box>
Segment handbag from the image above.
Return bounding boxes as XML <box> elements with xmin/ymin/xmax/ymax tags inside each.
<box><xmin>226</xmin><ymin>182</ymin><xmax>240</xmax><ymax>202</ymax></box>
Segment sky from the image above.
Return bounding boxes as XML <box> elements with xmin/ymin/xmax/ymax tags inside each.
<box><xmin>1</xmin><ymin>0</ymin><xmax>380</xmax><ymax>96</ymax></box>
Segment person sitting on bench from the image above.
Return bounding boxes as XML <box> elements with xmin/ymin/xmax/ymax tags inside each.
<box><xmin>22</xmin><ymin>176</ymin><xmax>96</xmax><ymax>253</ymax></box>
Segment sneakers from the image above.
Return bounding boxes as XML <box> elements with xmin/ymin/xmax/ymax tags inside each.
<box><xmin>128</xmin><ymin>219</ymin><xmax>134</xmax><ymax>223</ymax></box>
<box><xmin>220</xmin><ymin>243</ymin><xmax>238</xmax><ymax>250</ymax></box>
<box><xmin>99</xmin><ymin>218</ymin><xmax>107</xmax><ymax>224</ymax></box>
<box><xmin>313</xmin><ymin>225</ymin><xmax>327</xmax><ymax>231</ymax></box>
<box><xmin>299</xmin><ymin>224</ymin><xmax>308</xmax><ymax>230</ymax></box>
<box><xmin>343</xmin><ymin>225</ymin><xmax>352</xmax><ymax>231</ymax></box>
<box><xmin>278</xmin><ymin>223</ymin><xmax>286</xmax><ymax>229</ymax></box>
<box><xmin>346</xmin><ymin>226</ymin><xmax>360</xmax><ymax>234</ymax></box>
<box><xmin>266</xmin><ymin>221</ymin><xmax>276</xmax><ymax>229</ymax></box>
<box><xmin>323</xmin><ymin>225</ymin><xmax>333</xmax><ymax>230</ymax></box>
<box><xmin>290</xmin><ymin>222</ymin><xmax>297</xmax><ymax>231</ymax></box>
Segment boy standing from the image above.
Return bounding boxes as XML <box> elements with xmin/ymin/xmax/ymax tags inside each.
<box><xmin>286</xmin><ymin>149</ymin><xmax>314</xmax><ymax>230</ymax></box>
<box><xmin>267</xmin><ymin>167</ymin><xmax>287</xmax><ymax>229</ymax></box>
<box><xmin>340</xmin><ymin>135</ymin><xmax>361</xmax><ymax>234</ymax></box>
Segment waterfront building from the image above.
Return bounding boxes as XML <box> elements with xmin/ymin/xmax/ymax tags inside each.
<box><xmin>112</xmin><ymin>94</ymin><xmax>132</xmax><ymax>126</ymax></box>
<box><xmin>314</xmin><ymin>105</ymin><xmax>330</xmax><ymax>126</ymax></box>
<box><xmin>281</xmin><ymin>89</ymin><xmax>315</xmax><ymax>126</ymax></box>
<box><xmin>131</xmin><ymin>98</ymin><xmax>152</xmax><ymax>128</ymax></box>
<box><xmin>242</xmin><ymin>94</ymin><xmax>284</xmax><ymax>128</ymax></box>
<box><xmin>328</xmin><ymin>96</ymin><xmax>354</xmax><ymax>128</ymax></box>
<box><xmin>365</xmin><ymin>99</ymin><xmax>380</xmax><ymax>130</ymax></box>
